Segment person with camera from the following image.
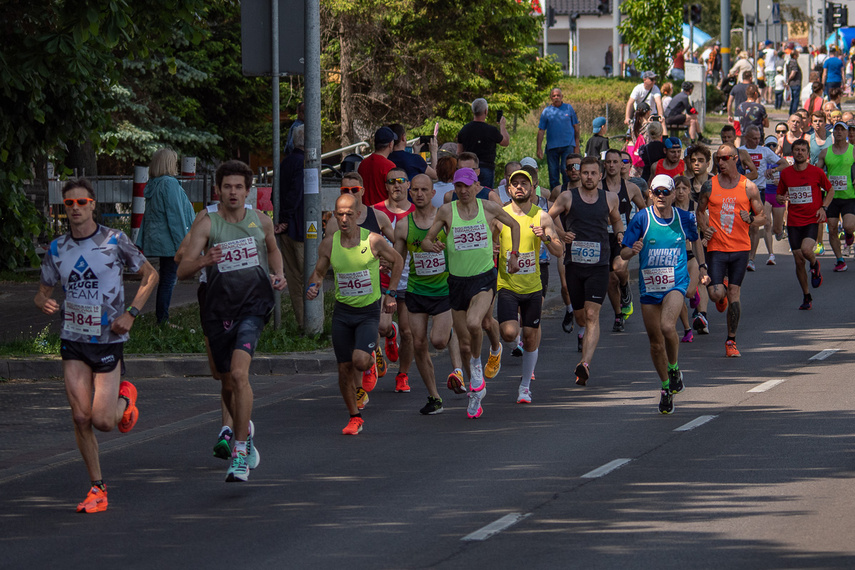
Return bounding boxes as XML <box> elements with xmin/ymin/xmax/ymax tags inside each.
<box><xmin>388</xmin><ymin>123</ymin><xmax>438</xmax><ymax>181</ymax></box>
<box><xmin>664</xmin><ymin>82</ymin><xmax>709</xmax><ymax>144</ymax></box>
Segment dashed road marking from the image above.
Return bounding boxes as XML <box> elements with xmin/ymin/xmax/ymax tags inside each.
<box><xmin>581</xmin><ymin>458</ymin><xmax>632</xmax><ymax>479</ymax></box>
<box><xmin>674</xmin><ymin>415</ymin><xmax>717</xmax><ymax>432</ymax></box>
<box><xmin>810</xmin><ymin>349</ymin><xmax>841</xmax><ymax>361</ymax></box>
<box><xmin>462</xmin><ymin>513</ymin><xmax>532</xmax><ymax>541</ymax></box>
<box><xmin>748</xmin><ymin>379</ymin><xmax>786</xmax><ymax>393</ymax></box>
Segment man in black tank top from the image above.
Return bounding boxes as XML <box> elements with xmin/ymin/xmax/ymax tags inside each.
<box><xmin>548</xmin><ymin>157</ymin><xmax>625</xmax><ymax>385</ymax></box>
<box><xmin>602</xmin><ymin>150</ymin><xmax>647</xmax><ymax>333</ymax></box>
<box><xmin>552</xmin><ymin>153</ymin><xmax>582</xmax><ymax>333</ymax></box>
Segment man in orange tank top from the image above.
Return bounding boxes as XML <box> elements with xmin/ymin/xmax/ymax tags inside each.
<box><xmin>696</xmin><ymin>142</ymin><xmax>766</xmax><ymax>357</ymax></box>
<box><xmin>648</xmin><ymin>137</ymin><xmax>686</xmax><ymax>188</ymax></box>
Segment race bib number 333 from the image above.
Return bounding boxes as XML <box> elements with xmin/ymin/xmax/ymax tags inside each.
<box><xmin>217</xmin><ymin>237</ymin><xmax>259</xmax><ymax>273</ymax></box>
<box><xmin>453</xmin><ymin>224</ymin><xmax>488</xmax><ymax>250</ymax></box>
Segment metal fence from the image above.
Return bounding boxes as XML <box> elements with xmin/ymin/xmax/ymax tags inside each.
<box><xmin>47</xmin><ymin>174</ymin><xmax>213</xmax><ymax>205</ymax></box>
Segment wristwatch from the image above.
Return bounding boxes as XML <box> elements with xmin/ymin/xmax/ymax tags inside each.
<box><xmin>127</xmin><ymin>306</ymin><xmax>140</xmax><ymax>318</ymax></box>
<box><xmin>384</xmin><ymin>289</ymin><xmax>398</xmax><ymax>298</ymax></box>
<box><xmin>698</xmin><ymin>263</ymin><xmax>708</xmax><ymax>270</ymax></box>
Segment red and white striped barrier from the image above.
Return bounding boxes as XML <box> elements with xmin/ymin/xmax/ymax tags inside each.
<box><xmin>181</xmin><ymin>156</ymin><xmax>196</xmax><ymax>179</ymax></box>
<box><xmin>130</xmin><ymin>165</ymin><xmax>148</xmax><ymax>243</ymax></box>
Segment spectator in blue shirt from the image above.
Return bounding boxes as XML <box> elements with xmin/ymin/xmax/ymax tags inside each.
<box><xmin>823</xmin><ymin>47</ymin><xmax>844</xmax><ymax>96</ymax></box>
<box><xmin>536</xmin><ymin>88</ymin><xmax>580</xmax><ymax>190</ymax></box>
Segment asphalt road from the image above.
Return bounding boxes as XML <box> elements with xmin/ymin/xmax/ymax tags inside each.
<box><xmin>3</xmin><ymin>242</ymin><xmax>855</xmax><ymax>569</ymax></box>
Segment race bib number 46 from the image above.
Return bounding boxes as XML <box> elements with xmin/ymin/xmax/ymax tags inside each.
<box><xmin>570</xmin><ymin>240</ymin><xmax>601</xmax><ymax>264</ymax></box>
<box><xmin>453</xmin><ymin>224</ymin><xmax>488</xmax><ymax>251</ymax></box>
<box><xmin>337</xmin><ymin>270</ymin><xmax>373</xmax><ymax>297</ymax></box>
<box><xmin>641</xmin><ymin>266</ymin><xmax>676</xmax><ymax>293</ymax></box>
<box><xmin>413</xmin><ymin>251</ymin><xmax>446</xmax><ymax>276</ymax></box>
<box><xmin>217</xmin><ymin>237</ymin><xmax>259</xmax><ymax>273</ymax></box>
<box><xmin>788</xmin><ymin>186</ymin><xmax>812</xmax><ymax>205</ymax></box>
<box><xmin>64</xmin><ymin>301</ymin><xmax>101</xmax><ymax>336</ymax></box>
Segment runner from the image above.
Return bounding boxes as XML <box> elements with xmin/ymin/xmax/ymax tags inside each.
<box><xmin>548</xmin><ymin>157</ymin><xmax>625</xmax><ymax>383</ymax></box>
<box><xmin>422</xmin><ymin>167</ymin><xmax>521</xmax><ymax>418</ymax></box>
<box><xmin>178</xmin><ymin>160</ymin><xmax>286</xmax><ymax>481</ymax></box>
<box><xmin>393</xmin><ymin>174</ymin><xmax>464</xmax><ymax>414</ymax></box>
<box><xmin>35</xmin><ymin>178</ymin><xmax>158</xmax><ymax>512</ymax></box>
<box><xmin>713</xmin><ymin>125</ymin><xmax>760</xmax><ymax>180</ymax></box>
<box><xmin>685</xmin><ymin>144</ymin><xmax>713</xmax><ymax>334</ymax></box>
<box><xmin>777</xmin><ymin>138</ymin><xmax>832</xmax><ymax>309</ymax></box>
<box><xmin>621</xmin><ymin>175</ymin><xmax>708</xmax><ymax>414</ymax></box>
<box><xmin>553</xmin><ymin>153</ymin><xmax>583</xmax><ymax>334</ymax></box>
<box><xmin>673</xmin><ymin>175</ymin><xmax>702</xmax><ymax>343</ymax></box>
<box><xmin>816</xmin><ymin>121</ymin><xmax>855</xmax><ymax>272</ymax></box>
<box><xmin>696</xmin><ymin>143</ymin><xmax>766</xmax><ymax>357</ymax></box>
<box><xmin>495</xmin><ymin>169</ymin><xmax>563</xmax><ymax>403</ymax></box>
<box><xmin>648</xmin><ymin>137</ymin><xmax>686</xmax><ymax>188</ymax></box>
<box><xmin>306</xmin><ymin>193</ymin><xmax>403</xmax><ymax>433</ymax></box>
<box><xmin>602</xmin><ymin>149</ymin><xmax>647</xmax><ymax>332</ymax></box>
<box><xmin>761</xmin><ymin>134</ymin><xmax>788</xmax><ymax>263</ymax></box>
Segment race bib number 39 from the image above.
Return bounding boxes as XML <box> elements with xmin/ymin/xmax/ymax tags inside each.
<box><xmin>337</xmin><ymin>270</ymin><xmax>373</xmax><ymax>297</ymax></box>
<box><xmin>788</xmin><ymin>186</ymin><xmax>812</xmax><ymax>205</ymax></box>
<box><xmin>509</xmin><ymin>250</ymin><xmax>537</xmax><ymax>274</ymax></box>
<box><xmin>217</xmin><ymin>237</ymin><xmax>259</xmax><ymax>273</ymax></box>
<box><xmin>413</xmin><ymin>251</ymin><xmax>446</xmax><ymax>276</ymax></box>
<box><xmin>642</xmin><ymin>266</ymin><xmax>676</xmax><ymax>293</ymax></box>
<box><xmin>453</xmin><ymin>224</ymin><xmax>489</xmax><ymax>251</ymax></box>
<box><xmin>570</xmin><ymin>240</ymin><xmax>601</xmax><ymax>264</ymax></box>
<box><xmin>64</xmin><ymin>301</ymin><xmax>101</xmax><ymax>336</ymax></box>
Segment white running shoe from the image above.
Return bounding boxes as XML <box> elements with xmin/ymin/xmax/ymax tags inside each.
<box><xmin>517</xmin><ymin>385</ymin><xmax>532</xmax><ymax>404</ymax></box>
<box><xmin>246</xmin><ymin>420</ymin><xmax>260</xmax><ymax>470</ymax></box>
<box><xmin>467</xmin><ymin>385</ymin><xmax>486</xmax><ymax>418</ymax></box>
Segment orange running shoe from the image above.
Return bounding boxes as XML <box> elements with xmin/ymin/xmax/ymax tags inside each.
<box><xmin>447</xmin><ymin>370</ymin><xmax>466</xmax><ymax>394</ymax></box>
<box><xmin>76</xmin><ymin>486</ymin><xmax>108</xmax><ymax>513</ymax></box>
<box><xmin>356</xmin><ymin>387</ymin><xmax>369</xmax><ymax>410</ymax></box>
<box><xmin>715</xmin><ymin>277</ymin><xmax>729</xmax><ymax>313</ymax></box>
<box><xmin>484</xmin><ymin>345</ymin><xmax>502</xmax><ymax>379</ymax></box>
<box><xmin>342</xmin><ymin>416</ymin><xmax>364</xmax><ymax>435</ymax></box>
<box><xmin>385</xmin><ymin>322</ymin><xmax>400</xmax><ymax>362</ymax></box>
<box><xmin>362</xmin><ymin>363</ymin><xmax>377</xmax><ymax>392</ymax></box>
<box><xmin>375</xmin><ymin>345</ymin><xmax>387</xmax><ymax>378</ymax></box>
<box><xmin>725</xmin><ymin>340</ymin><xmax>741</xmax><ymax>357</ymax></box>
<box><xmin>118</xmin><ymin>381</ymin><xmax>138</xmax><ymax>433</ymax></box>
<box><xmin>394</xmin><ymin>372</ymin><xmax>411</xmax><ymax>393</ymax></box>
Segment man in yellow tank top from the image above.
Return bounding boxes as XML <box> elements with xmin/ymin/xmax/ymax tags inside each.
<box><xmin>307</xmin><ymin>194</ymin><xmax>403</xmax><ymax>435</ymax></box>
<box><xmin>495</xmin><ymin>170</ymin><xmax>563</xmax><ymax>404</ymax></box>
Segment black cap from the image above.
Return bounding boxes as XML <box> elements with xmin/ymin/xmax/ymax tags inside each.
<box><xmin>682</xmin><ymin>81</ymin><xmax>694</xmax><ymax>92</ymax></box>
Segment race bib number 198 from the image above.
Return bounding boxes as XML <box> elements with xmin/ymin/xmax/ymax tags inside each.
<box><xmin>642</xmin><ymin>267</ymin><xmax>676</xmax><ymax>293</ymax></box>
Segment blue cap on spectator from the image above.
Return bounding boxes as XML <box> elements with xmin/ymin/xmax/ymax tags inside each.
<box><xmin>374</xmin><ymin>127</ymin><xmax>398</xmax><ymax>145</ymax></box>
<box><xmin>592</xmin><ymin>117</ymin><xmax>607</xmax><ymax>134</ymax></box>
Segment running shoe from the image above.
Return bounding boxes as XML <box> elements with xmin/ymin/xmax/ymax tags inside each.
<box><xmin>574</xmin><ymin>362</ymin><xmax>589</xmax><ymax>386</ymax></box>
<box><xmin>689</xmin><ymin>288</ymin><xmax>700</xmax><ymax>309</ymax></box>
<box><xmin>799</xmin><ymin>299</ymin><xmax>812</xmax><ymax>310</ymax></box>
<box><xmin>612</xmin><ymin>316</ymin><xmax>624</xmax><ymax>332</ymax></box>
<box><xmin>375</xmin><ymin>346</ymin><xmax>387</xmax><ymax>378</ymax></box>
<box><xmin>118</xmin><ymin>381</ymin><xmax>139</xmax><ymax>433</ymax></box>
<box><xmin>342</xmin><ymin>416</ymin><xmax>364</xmax><ymax>435</ymax></box>
<box><xmin>512</xmin><ymin>340</ymin><xmax>523</xmax><ymax>357</ymax></box>
<box><xmin>484</xmin><ymin>346</ymin><xmax>502</xmax><ymax>379</ymax></box>
<box><xmin>847</xmin><ymin>233</ymin><xmax>855</xmax><ymax>248</ymax></box>
<box><xmin>814</xmin><ymin>242</ymin><xmax>825</xmax><ymax>255</ymax></box>
<box><xmin>715</xmin><ymin>277</ymin><xmax>729</xmax><ymax>313</ymax></box>
<box><xmin>668</xmin><ymin>368</ymin><xmax>684</xmax><ymax>394</ymax></box>
<box><xmin>362</xmin><ymin>363</ymin><xmax>378</xmax><ymax>392</ymax></box>
<box><xmin>834</xmin><ymin>259</ymin><xmax>847</xmax><ymax>272</ymax></box>
<box><xmin>394</xmin><ymin>372</ymin><xmax>411</xmax><ymax>393</ymax></box>
<box><xmin>213</xmin><ymin>427</ymin><xmax>233</xmax><ymax>460</ymax></box>
<box><xmin>385</xmin><ymin>322</ymin><xmax>400</xmax><ymax>363</ymax></box>
<box><xmin>225</xmin><ymin>450</ymin><xmax>249</xmax><ymax>482</ymax></box>
<box><xmin>517</xmin><ymin>385</ymin><xmax>532</xmax><ymax>404</ymax></box>
<box><xmin>681</xmin><ymin>329</ymin><xmax>694</xmax><ymax>343</ymax></box>
<box><xmin>621</xmin><ymin>300</ymin><xmax>634</xmax><ymax>319</ymax></box>
<box><xmin>467</xmin><ymin>384</ymin><xmax>486</xmax><ymax>418</ymax></box>
<box><xmin>447</xmin><ymin>370</ymin><xmax>466</xmax><ymax>394</ymax></box>
<box><xmin>658</xmin><ymin>390</ymin><xmax>674</xmax><ymax>414</ymax></box>
<box><xmin>811</xmin><ymin>261</ymin><xmax>823</xmax><ymax>288</ymax></box>
<box><xmin>747</xmin><ymin>259</ymin><xmax>756</xmax><ymax>272</ymax></box>
<box><xmin>767</xmin><ymin>254</ymin><xmax>776</xmax><ymax>266</ymax></box>
<box><xmin>76</xmin><ymin>486</ymin><xmax>108</xmax><ymax>513</ymax></box>
<box><xmin>356</xmin><ymin>387</ymin><xmax>369</xmax><ymax>410</ymax></box>
<box><xmin>419</xmin><ymin>396</ymin><xmax>443</xmax><ymax>415</ymax></box>
<box><xmin>725</xmin><ymin>340</ymin><xmax>741</xmax><ymax>358</ymax></box>
<box><xmin>692</xmin><ymin>312</ymin><xmax>709</xmax><ymax>334</ymax></box>
<box><xmin>562</xmin><ymin>310</ymin><xmax>574</xmax><ymax>333</ymax></box>
<box><xmin>246</xmin><ymin>421</ymin><xmax>259</xmax><ymax>470</ymax></box>
<box><xmin>620</xmin><ymin>282</ymin><xmax>632</xmax><ymax>307</ymax></box>
<box><xmin>775</xmin><ymin>231</ymin><xmax>785</xmax><ymax>241</ymax></box>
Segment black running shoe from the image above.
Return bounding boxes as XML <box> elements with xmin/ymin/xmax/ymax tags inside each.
<box><xmin>620</xmin><ymin>282</ymin><xmax>631</xmax><ymax>306</ymax></box>
<box><xmin>577</xmin><ymin>334</ymin><xmax>584</xmax><ymax>352</ymax></box>
<box><xmin>511</xmin><ymin>342</ymin><xmax>523</xmax><ymax>357</ymax></box>
<box><xmin>562</xmin><ymin>311</ymin><xmax>574</xmax><ymax>334</ymax></box>
<box><xmin>419</xmin><ymin>396</ymin><xmax>443</xmax><ymax>415</ymax></box>
<box><xmin>612</xmin><ymin>317</ymin><xmax>624</xmax><ymax>332</ymax></box>
<box><xmin>668</xmin><ymin>368</ymin><xmax>684</xmax><ymax>394</ymax></box>
<box><xmin>659</xmin><ymin>390</ymin><xmax>674</xmax><ymax>414</ymax></box>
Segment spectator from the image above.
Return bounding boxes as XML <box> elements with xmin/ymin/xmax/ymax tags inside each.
<box><xmin>665</xmin><ymin>81</ymin><xmax>707</xmax><ymax>143</ymax></box>
<box><xmin>804</xmin><ymin>81</ymin><xmax>824</xmax><ymax>113</ymax></box>
<box><xmin>605</xmin><ymin>45</ymin><xmax>613</xmax><ymax>76</ymax></box>
<box><xmin>728</xmin><ymin>51</ymin><xmax>753</xmax><ymax>84</ymax></box>
<box><xmin>774</xmin><ymin>66</ymin><xmax>786</xmax><ymax>110</ymax></box>
<box><xmin>358</xmin><ymin>126</ymin><xmax>397</xmax><ymax>205</ymax></box>
<box><xmin>274</xmin><ymin>125</ymin><xmax>306</xmax><ymax>329</ymax></box>
<box><xmin>727</xmin><ymin>71</ymin><xmax>754</xmax><ymax>144</ymax></box>
<box><xmin>823</xmin><ymin>46</ymin><xmax>844</xmax><ymax>96</ymax></box>
<box><xmin>639</xmin><ymin>120</ymin><xmax>666</xmax><ymax>182</ymax></box>
<box><xmin>387</xmin><ymin>123</ymin><xmax>437</xmax><ymax>181</ymax></box>
<box><xmin>456</xmin><ymin>97</ymin><xmax>509</xmax><ymax>188</ymax></box>
<box><xmin>627</xmin><ymin>102</ymin><xmax>653</xmax><ymax>172</ymax></box>
<box><xmin>661</xmin><ymin>82</ymin><xmax>674</xmax><ymax>114</ymax></box>
<box><xmin>136</xmin><ymin>148</ymin><xmax>195</xmax><ymax>324</ymax></box>
<box><xmin>536</xmin><ymin>87</ymin><xmax>581</xmax><ymax>190</ymax></box>
<box><xmin>736</xmin><ymin>84</ymin><xmax>769</xmax><ymax>139</ymax></box>
<box><xmin>671</xmin><ymin>50</ymin><xmax>685</xmax><ymax>81</ymax></box>
<box><xmin>432</xmin><ymin>155</ymin><xmax>457</xmax><ymax>207</ymax></box>
<box><xmin>787</xmin><ymin>47</ymin><xmax>803</xmax><ymax>115</ymax></box>
<box><xmin>585</xmin><ymin>116</ymin><xmax>610</xmax><ymax>158</ymax></box>
<box><xmin>624</xmin><ymin>71</ymin><xmax>665</xmax><ymax>126</ymax></box>
<box><xmin>763</xmin><ymin>41</ymin><xmax>778</xmax><ymax>103</ymax></box>
<box><xmin>708</xmin><ymin>42</ymin><xmax>722</xmax><ymax>86</ymax></box>
<box><xmin>284</xmin><ymin>102</ymin><xmax>304</xmax><ymax>156</ymax></box>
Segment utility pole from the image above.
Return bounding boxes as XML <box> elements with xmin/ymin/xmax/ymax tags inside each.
<box><xmin>303</xmin><ymin>0</ymin><xmax>323</xmax><ymax>335</ymax></box>
<box><xmin>612</xmin><ymin>0</ymin><xmax>620</xmax><ymax>76</ymax></box>
<box><xmin>271</xmin><ymin>0</ymin><xmax>281</xmax><ymax>330</ymax></box>
<box><xmin>722</xmin><ymin>0</ymin><xmax>731</xmax><ymax>77</ymax></box>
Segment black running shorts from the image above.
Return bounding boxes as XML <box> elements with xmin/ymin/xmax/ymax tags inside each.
<box><xmin>203</xmin><ymin>315</ymin><xmax>266</xmax><ymax>374</ymax></box>
<box><xmin>447</xmin><ymin>268</ymin><xmax>497</xmax><ymax>312</ymax></box>
<box><xmin>497</xmin><ymin>289</ymin><xmax>543</xmax><ymax>328</ymax></box>
<box><xmin>565</xmin><ymin>264</ymin><xmax>609</xmax><ymax>310</ymax></box>
<box><xmin>405</xmin><ymin>292</ymin><xmax>450</xmax><ymax>316</ymax></box>
<box><xmin>706</xmin><ymin>250</ymin><xmax>750</xmax><ymax>287</ymax></box>
<box><xmin>61</xmin><ymin>340</ymin><xmax>124</xmax><ymax>374</ymax></box>
<box><xmin>826</xmin><ymin>198</ymin><xmax>855</xmax><ymax>220</ymax></box>
<box><xmin>331</xmin><ymin>301</ymin><xmax>381</xmax><ymax>363</ymax></box>
<box><xmin>787</xmin><ymin>224</ymin><xmax>819</xmax><ymax>252</ymax></box>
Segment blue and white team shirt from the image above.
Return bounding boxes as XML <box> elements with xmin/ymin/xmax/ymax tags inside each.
<box><xmin>622</xmin><ymin>206</ymin><xmax>699</xmax><ymax>304</ymax></box>
<box><xmin>40</xmin><ymin>225</ymin><xmax>147</xmax><ymax>344</ymax></box>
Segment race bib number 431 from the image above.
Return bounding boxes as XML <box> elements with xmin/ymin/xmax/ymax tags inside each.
<box><xmin>453</xmin><ymin>224</ymin><xmax>488</xmax><ymax>251</ymax></box>
<box><xmin>217</xmin><ymin>237</ymin><xmax>259</xmax><ymax>273</ymax></box>
<box><xmin>64</xmin><ymin>301</ymin><xmax>102</xmax><ymax>336</ymax></box>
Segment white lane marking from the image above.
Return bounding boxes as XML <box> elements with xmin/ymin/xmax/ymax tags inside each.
<box><xmin>674</xmin><ymin>415</ymin><xmax>717</xmax><ymax>432</ymax></box>
<box><xmin>461</xmin><ymin>513</ymin><xmax>532</xmax><ymax>541</ymax></box>
<box><xmin>581</xmin><ymin>458</ymin><xmax>632</xmax><ymax>479</ymax></box>
<box><xmin>748</xmin><ymin>379</ymin><xmax>786</xmax><ymax>393</ymax></box>
<box><xmin>810</xmin><ymin>349</ymin><xmax>841</xmax><ymax>361</ymax></box>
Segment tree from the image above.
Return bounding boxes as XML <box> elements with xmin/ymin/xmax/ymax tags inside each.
<box><xmin>618</xmin><ymin>0</ymin><xmax>683</xmax><ymax>80</ymax></box>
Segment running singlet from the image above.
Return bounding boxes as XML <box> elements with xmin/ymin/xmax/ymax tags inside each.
<box><xmin>331</xmin><ymin>227</ymin><xmax>381</xmax><ymax>307</ymax></box>
<box><xmin>654</xmin><ymin>159</ymin><xmax>685</xmax><ymax>178</ymax></box>
<box><xmin>446</xmin><ymin>199</ymin><xmax>494</xmax><ymax>277</ymax></box>
<box><xmin>358</xmin><ymin>207</ymin><xmax>382</xmax><ymax>235</ymax></box>
<box><xmin>373</xmin><ymin>201</ymin><xmax>415</xmax><ymax>290</ymax></box>
<box><xmin>497</xmin><ymin>203</ymin><xmax>542</xmax><ymax>294</ymax></box>
<box><xmin>706</xmin><ymin>176</ymin><xmax>752</xmax><ymax>252</ymax></box>
<box><xmin>40</xmin><ymin>225</ymin><xmax>146</xmax><ymax>343</ymax></box>
<box><xmin>739</xmin><ymin>145</ymin><xmax>779</xmax><ymax>189</ymax></box>
<box><xmin>602</xmin><ymin>179</ymin><xmax>632</xmax><ymax>230</ymax></box>
<box><xmin>200</xmin><ymin>203</ymin><xmax>252</xmax><ymax>284</ymax></box>
<box><xmin>823</xmin><ymin>144</ymin><xmax>855</xmax><ymax>200</ymax></box>
<box><xmin>406</xmin><ymin>213</ymin><xmax>449</xmax><ymax>297</ymax></box>
<box><xmin>563</xmin><ymin>187</ymin><xmax>610</xmax><ymax>268</ymax></box>
<box><xmin>204</xmin><ymin>209</ymin><xmax>274</xmax><ymax>321</ymax></box>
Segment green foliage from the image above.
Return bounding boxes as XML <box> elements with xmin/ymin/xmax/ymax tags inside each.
<box><xmin>0</xmin><ymin>326</ymin><xmax>61</xmax><ymax>357</ymax></box>
<box><xmin>619</xmin><ymin>0</ymin><xmax>683</xmax><ymax>79</ymax></box>
<box><xmin>0</xmin><ymin>186</ymin><xmax>42</xmax><ymax>270</ymax></box>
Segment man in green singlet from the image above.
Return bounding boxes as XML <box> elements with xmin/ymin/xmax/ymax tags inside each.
<box><xmin>817</xmin><ymin>121</ymin><xmax>855</xmax><ymax>272</ymax></box>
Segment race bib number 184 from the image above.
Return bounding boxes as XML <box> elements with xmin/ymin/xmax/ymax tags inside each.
<box><xmin>64</xmin><ymin>301</ymin><xmax>102</xmax><ymax>336</ymax></box>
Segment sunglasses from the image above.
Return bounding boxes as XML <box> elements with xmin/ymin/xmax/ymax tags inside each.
<box><xmin>63</xmin><ymin>198</ymin><xmax>94</xmax><ymax>206</ymax></box>
<box><xmin>652</xmin><ymin>188</ymin><xmax>672</xmax><ymax>197</ymax></box>
<box><xmin>340</xmin><ymin>186</ymin><xmax>363</xmax><ymax>193</ymax></box>
<box><xmin>717</xmin><ymin>155</ymin><xmax>737</xmax><ymax>161</ymax></box>
<box><xmin>621</xmin><ymin>158</ymin><xmax>631</xmax><ymax>164</ymax></box>
<box><xmin>386</xmin><ymin>177</ymin><xmax>407</xmax><ymax>185</ymax></box>
<box><xmin>565</xmin><ymin>163</ymin><xmax>581</xmax><ymax>171</ymax></box>
<box><xmin>776</xmin><ymin>130</ymin><xmax>787</xmax><ymax>134</ymax></box>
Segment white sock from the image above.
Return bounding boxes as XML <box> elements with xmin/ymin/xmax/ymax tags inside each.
<box><xmin>470</xmin><ymin>357</ymin><xmax>484</xmax><ymax>390</ymax></box>
<box><xmin>490</xmin><ymin>345</ymin><xmax>501</xmax><ymax>356</ymax></box>
<box><xmin>234</xmin><ymin>440</ymin><xmax>247</xmax><ymax>454</ymax></box>
<box><xmin>579</xmin><ymin>326</ymin><xmax>586</xmax><ymax>338</ymax></box>
<box><xmin>520</xmin><ymin>349</ymin><xmax>538</xmax><ymax>389</ymax></box>
<box><xmin>566</xmin><ymin>305</ymin><xmax>573</xmax><ymax>313</ymax></box>
<box><xmin>514</xmin><ymin>333</ymin><xmax>521</xmax><ymax>345</ymax></box>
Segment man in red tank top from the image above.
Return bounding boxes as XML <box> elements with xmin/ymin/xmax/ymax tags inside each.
<box><xmin>696</xmin><ymin>142</ymin><xmax>766</xmax><ymax>357</ymax></box>
<box><xmin>648</xmin><ymin>137</ymin><xmax>685</xmax><ymax>189</ymax></box>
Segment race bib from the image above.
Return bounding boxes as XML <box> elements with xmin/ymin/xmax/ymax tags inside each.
<box><xmin>508</xmin><ymin>250</ymin><xmax>537</xmax><ymax>274</ymax></box>
<box><xmin>788</xmin><ymin>186</ymin><xmax>812</xmax><ymax>205</ymax></box>
<box><xmin>570</xmin><ymin>240</ymin><xmax>601</xmax><ymax>264</ymax></box>
<box><xmin>64</xmin><ymin>301</ymin><xmax>102</xmax><ymax>336</ymax></box>
<box><xmin>642</xmin><ymin>266</ymin><xmax>676</xmax><ymax>293</ymax></box>
<box><xmin>453</xmin><ymin>224</ymin><xmax>489</xmax><ymax>251</ymax></box>
<box><xmin>830</xmin><ymin>175</ymin><xmax>848</xmax><ymax>192</ymax></box>
<box><xmin>217</xmin><ymin>237</ymin><xmax>259</xmax><ymax>273</ymax></box>
<box><xmin>337</xmin><ymin>270</ymin><xmax>373</xmax><ymax>297</ymax></box>
<box><xmin>413</xmin><ymin>251</ymin><xmax>446</xmax><ymax>276</ymax></box>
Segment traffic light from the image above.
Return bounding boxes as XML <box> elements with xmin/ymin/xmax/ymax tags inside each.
<box><xmin>547</xmin><ymin>6</ymin><xmax>556</xmax><ymax>27</ymax></box>
<box><xmin>683</xmin><ymin>5</ymin><xmax>689</xmax><ymax>24</ymax></box>
<box><xmin>598</xmin><ymin>0</ymin><xmax>610</xmax><ymax>16</ymax></box>
<box><xmin>826</xmin><ymin>4</ymin><xmax>835</xmax><ymax>35</ymax></box>
<box><xmin>833</xmin><ymin>4</ymin><xmax>848</xmax><ymax>27</ymax></box>
<box><xmin>690</xmin><ymin>4</ymin><xmax>701</xmax><ymax>24</ymax></box>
